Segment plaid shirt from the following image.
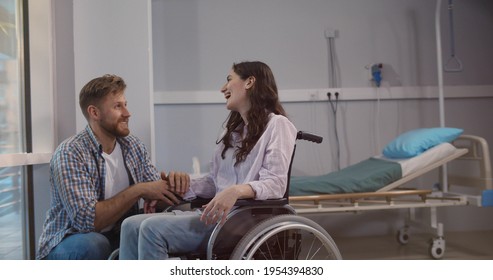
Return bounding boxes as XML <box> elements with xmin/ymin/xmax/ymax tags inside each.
<box><xmin>36</xmin><ymin>126</ymin><xmax>160</xmax><ymax>259</ymax></box>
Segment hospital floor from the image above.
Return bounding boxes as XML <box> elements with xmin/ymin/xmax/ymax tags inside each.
<box><xmin>333</xmin><ymin>230</ymin><xmax>493</xmax><ymax>260</ymax></box>
<box><xmin>1</xmin><ymin>208</ymin><xmax>492</xmax><ymax>259</ymax></box>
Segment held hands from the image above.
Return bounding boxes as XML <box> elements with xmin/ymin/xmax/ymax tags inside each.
<box><xmin>141</xmin><ymin>179</ymin><xmax>179</xmax><ymax>213</ymax></box>
<box><xmin>143</xmin><ymin>171</ymin><xmax>190</xmax><ymax>213</ymax></box>
<box><xmin>163</xmin><ymin>171</ymin><xmax>191</xmax><ymax>196</ymax></box>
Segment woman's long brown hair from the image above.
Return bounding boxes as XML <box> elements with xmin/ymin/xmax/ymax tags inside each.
<box><xmin>218</xmin><ymin>61</ymin><xmax>287</xmax><ymax>165</ymax></box>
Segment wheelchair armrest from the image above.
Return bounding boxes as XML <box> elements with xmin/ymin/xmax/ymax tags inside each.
<box><xmin>189</xmin><ymin>197</ymin><xmax>288</xmax><ymax>209</ymax></box>
<box><xmin>189</xmin><ymin>197</ymin><xmax>213</xmax><ymax>209</ymax></box>
<box><xmin>233</xmin><ymin>198</ymin><xmax>288</xmax><ymax>207</ymax></box>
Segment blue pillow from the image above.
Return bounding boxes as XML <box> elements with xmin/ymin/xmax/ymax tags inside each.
<box><xmin>383</xmin><ymin>127</ymin><xmax>463</xmax><ymax>158</ymax></box>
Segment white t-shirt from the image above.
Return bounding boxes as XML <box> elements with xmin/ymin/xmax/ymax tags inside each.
<box><xmin>101</xmin><ymin>142</ymin><xmax>129</xmax><ymax>231</ymax></box>
<box><xmin>102</xmin><ymin>142</ymin><xmax>129</xmax><ymax>199</ymax></box>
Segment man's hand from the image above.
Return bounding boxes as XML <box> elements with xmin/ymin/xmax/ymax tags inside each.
<box><xmin>95</xmin><ymin>179</ymin><xmax>179</xmax><ymax>229</ymax></box>
<box><xmin>142</xmin><ymin>171</ymin><xmax>190</xmax><ymax>213</ymax></box>
<box><xmin>140</xmin><ymin>179</ymin><xmax>180</xmax><ymax>205</ymax></box>
<box><xmin>143</xmin><ymin>200</ymin><xmax>158</xmax><ymax>213</ymax></box>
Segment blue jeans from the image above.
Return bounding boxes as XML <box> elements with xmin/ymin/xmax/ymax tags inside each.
<box><xmin>119</xmin><ymin>210</ymin><xmax>215</xmax><ymax>260</ymax></box>
<box><xmin>44</xmin><ymin>232</ymin><xmax>112</xmax><ymax>260</ymax></box>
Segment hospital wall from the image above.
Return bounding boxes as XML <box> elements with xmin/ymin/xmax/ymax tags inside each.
<box><xmin>152</xmin><ymin>0</ymin><xmax>493</xmax><ymax>172</ymax></box>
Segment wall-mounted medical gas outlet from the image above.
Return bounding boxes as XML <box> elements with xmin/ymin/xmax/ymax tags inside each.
<box><xmin>324</xmin><ymin>28</ymin><xmax>337</xmax><ymax>38</ymax></box>
<box><xmin>366</xmin><ymin>63</ymin><xmax>383</xmax><ymax>87</ymax></box>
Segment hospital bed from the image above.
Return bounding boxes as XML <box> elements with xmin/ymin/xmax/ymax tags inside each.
<box><xmin>289</xmin><ymin>133</ymin><xmax>493</xmax><ymax>259</ymax></box>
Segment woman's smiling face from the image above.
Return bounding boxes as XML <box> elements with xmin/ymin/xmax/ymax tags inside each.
<box><xmin>220</xmin><ymin>69</ymin><xmax>252</xmax><ymax>117</ymax></box>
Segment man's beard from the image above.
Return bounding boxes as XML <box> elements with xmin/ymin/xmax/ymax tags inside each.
<box><xmin>101</xmin><ymin>119</ymin><xmax>130</xmax><ymax>138</ymax></box>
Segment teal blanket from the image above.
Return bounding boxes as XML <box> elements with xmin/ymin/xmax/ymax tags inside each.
<box><xmin>290</xmin><ymin>158</ymin><xmax>402</xmax><ymax>196</ymax></box>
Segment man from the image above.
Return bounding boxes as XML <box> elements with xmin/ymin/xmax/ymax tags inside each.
<box><xmin>37</xmin><ymin>74</ymin><xmax>189</xmax><ymax>259</ymax></box>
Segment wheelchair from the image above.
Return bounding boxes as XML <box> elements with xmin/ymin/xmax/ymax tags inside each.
<box><xmin>110</xmin><ymin>131</ymin><xmax>342</xmax><ymax>260</ymax></box>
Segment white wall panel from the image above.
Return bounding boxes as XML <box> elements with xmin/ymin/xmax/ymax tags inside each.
<box><xmin>73</xmin><ymin>0</ymin><xmax>155</xmax><ymax>157</ymax></box>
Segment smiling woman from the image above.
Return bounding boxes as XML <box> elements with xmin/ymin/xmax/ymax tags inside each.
<box><xmin>118</xmin><ymin>61</ymin><xmax>298</xmax><ymax>260</ymax></box>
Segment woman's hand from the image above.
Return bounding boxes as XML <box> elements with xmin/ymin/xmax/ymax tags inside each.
<box><xmin>163</xmin><ymin>171</ymin><xmax>190</xmax><ymax>196</ymax></box>
<box><xmin>200</xmin><ymin>184</ymin><xmax>255</xmax><ymax>225</ymax></box>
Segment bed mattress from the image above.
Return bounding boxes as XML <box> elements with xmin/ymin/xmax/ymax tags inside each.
<box><xmin>289</xmin><ymin>142</ymin><xmax>458</xmax><ymax>196</ymax></box>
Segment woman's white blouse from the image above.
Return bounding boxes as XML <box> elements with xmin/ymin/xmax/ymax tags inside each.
<box><xmin>184</xmin><ymin>113</ymin><xmax>297</xmax><ymax>201</ymax></box>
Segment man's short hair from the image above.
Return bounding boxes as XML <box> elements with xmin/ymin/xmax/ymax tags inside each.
<box><xmin>79</xmin><ymin>74</ymin><xmax>127</xmax><ymax>120</ymax></box>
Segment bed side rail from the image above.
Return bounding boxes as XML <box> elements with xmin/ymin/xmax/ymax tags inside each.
<box><xmin>449</xmin><ymin>135</ymin><xmax>492</xmax><ymax>191</ymax></box>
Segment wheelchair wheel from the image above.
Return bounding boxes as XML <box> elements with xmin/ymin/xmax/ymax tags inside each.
<box><xmin>230</xmin><ymin>214</ymin><xmax>342</xmax><ymax>260</ymax></box>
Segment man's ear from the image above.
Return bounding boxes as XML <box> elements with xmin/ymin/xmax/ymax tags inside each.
<box><xmin>87</xmin><ymin>105</ymin><xmax>99</xmax><ymax>120</ymax></box>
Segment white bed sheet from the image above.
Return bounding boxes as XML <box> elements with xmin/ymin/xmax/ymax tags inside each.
<box><xmin>374</xmin><ymin>142</ymin><xmax>458</xmax><ymax>177</ymax></box>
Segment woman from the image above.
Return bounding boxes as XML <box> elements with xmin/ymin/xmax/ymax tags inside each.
<box><xmin>119</xmin><ymin>61</ymin><xmax>297</xmax><ymax>259</ymax></box>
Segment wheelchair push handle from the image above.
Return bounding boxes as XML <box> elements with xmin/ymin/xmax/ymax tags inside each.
<box><xmin>297</xmin><ymin>131</ymin><xmax>323</xmax><ymax>143</ymax></box>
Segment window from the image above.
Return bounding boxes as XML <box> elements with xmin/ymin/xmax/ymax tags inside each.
<box><xmin>0</xmin><ymin>0</ymin><xmax>29</xmax><ymax>260</ymax></box>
